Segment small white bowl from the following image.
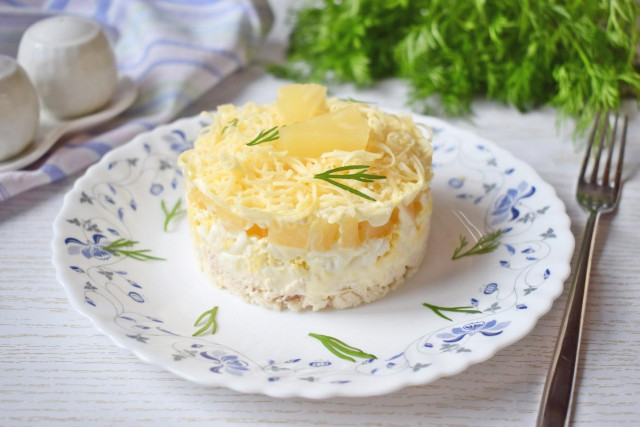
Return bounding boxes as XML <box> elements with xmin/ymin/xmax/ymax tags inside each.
<box><xmin>0</xmin><ymin>55</ymin><xmax>40</xmax><ymax>161</ymax></box>
<box><xmin>17</xmin><ymin>15</ymin><xmax>117</xmax><ymax>119</ymax></box>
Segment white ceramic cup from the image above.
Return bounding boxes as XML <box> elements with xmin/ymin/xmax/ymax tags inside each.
<box><xmin>17</xmin><ymin>15</ymin><xmax>117</xmax><ymax>119</ymax></box>
<box><xmin>0</xmin><ymin>55</ymin><xmax>40</xmax><ymax>161</ymax></box>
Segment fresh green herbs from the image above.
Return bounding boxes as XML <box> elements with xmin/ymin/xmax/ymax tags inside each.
<box><xmin>220</xmin><ymin>118</ymin><xmax>238</xmax><ymax>136</ymax></box>
<box><xmin>273</xmin><ymin>0</ymin><xmax>640</xmax><ymax>135</ymax></box>
<box><xmin>422</xmin><ymin>302</ymin><xmax>481</xmax><ymax>321</ymax></box>
<box><xmin>314</xmin><ymin>165</ymin><xmax>386</xmax><ymax>201</ymax></box>
<box><xmin>308</xmin><ymin>333</ymin><xmax>377</xmax><ymax>363</ymax></box>
<box><xmin>161</xmin><ymin>199</ymin><xmax>185</xmax><ymax>232</ymax></box>
<box><xmin>452</xmin><ymin>229</ymin><xmax>503</xmax><ymax>260</ymax></box>
<box><xmin>340</xmin><ymin>97</ymin><xmax>371</xmax><ymax>104</ymax></box>
<box><xmin>102</xmin><ymin>239</ymin><xmax>164</xmax><ymax>261</ymax></box>
<box><xmin>192</xmin><ymin>306</ymin><xmax>219</xmax><ymax>336</ymax></box>
<box><xmin>246</xmin><ymin>126</ymin><xmax>279</xmax><ymax>146</ymax></box>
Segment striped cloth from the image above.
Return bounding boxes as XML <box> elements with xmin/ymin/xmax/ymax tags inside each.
<box><xmin>0</xmin><ymin>0</ymin><xmax>273</xmax><ymax>202</ymax></box>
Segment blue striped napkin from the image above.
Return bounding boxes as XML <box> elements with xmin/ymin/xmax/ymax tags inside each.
<box><xmin>0</xmin><ymin>0</ymin><xmax>273</xmax><ymax>201</ymax></box>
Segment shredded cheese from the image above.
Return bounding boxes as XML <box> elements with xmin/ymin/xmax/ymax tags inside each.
<box><xmin>178</xmin><ymin>98</ymin><xmax>433</xmax><ymax>228</ymax></box>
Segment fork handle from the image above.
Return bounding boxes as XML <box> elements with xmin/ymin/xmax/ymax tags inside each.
<box><xmin>537</xmin><ymin>211</ymin><xmax>600</xmax><ymax>427</ymax></box>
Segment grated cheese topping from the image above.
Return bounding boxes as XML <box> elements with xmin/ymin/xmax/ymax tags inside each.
<box><xmin>178</xmin><ymin>98</ymin><xmax>433</xmax><ymax>228</ymax></box>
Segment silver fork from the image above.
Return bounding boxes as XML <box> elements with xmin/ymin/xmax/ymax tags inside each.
<box><xmin>536</xmin><ymin>112</ymin><xmax>629</xmax><ymax>427</ymax></box>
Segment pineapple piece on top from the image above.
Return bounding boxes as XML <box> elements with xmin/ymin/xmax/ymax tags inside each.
<box><xmin>277</xmin><ymin>106</ymin><xmax>369</xmax><ymax>158</ymax></box>
<box><xmin>276</xmin><ymin>83</ymin><xmax>328</xmax><ymax>125</ymax></box>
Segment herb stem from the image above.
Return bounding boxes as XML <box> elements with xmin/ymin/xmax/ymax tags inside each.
<box><xmin>221</xmin><ymin>118</ymin><xmax>239</xmax><ymax>136</ymax></box>
<box><xmin>102</xmin><ymin>239</ymin><xmax>164</xmax><ymax>261</ymax></box>
<box><xmin>246</xmin><ymin>126</ymin><xmax>279</xmax><ymax>146</ymax></box>
<box><xmin>309</xmin><ymin>332</ymin><xmax>377</xmax><ymax>362</ymax></box>
<box><xmin>161</xmin><ymin>198</ymin><xmax>185</xmax><ymax>232</ymax></box>
<box><xmin>193</xmin><ymin>306</ymin><xmax>219</xmax><ymax>336</ymax></box>
<box><xmin>452</xmin><ymin>229</ymin><xmax>503</xmax><ymax>260</ymax></box>
<box><xmin>422</xmin><ymin>302</ymin><xmax>481</xmax><ymax>321</ymax></box>
<box><xmin>314</xmin><ymin>165</ymin><xmax>386</xmax><ymax>201</ymax></box>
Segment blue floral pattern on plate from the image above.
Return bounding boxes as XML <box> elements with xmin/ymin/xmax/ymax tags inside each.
<box><xmin>52</xmin><ymin>113</ymin><xmax>574</xmax><ymax>398</ymax></box>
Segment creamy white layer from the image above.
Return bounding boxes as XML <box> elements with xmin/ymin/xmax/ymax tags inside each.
<box><xmin>189</xmin><ymin>191</ymin><xmax>432</xmax><ymax>311</ymax></box>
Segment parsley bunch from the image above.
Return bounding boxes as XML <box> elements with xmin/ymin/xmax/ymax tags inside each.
<box><xmin>273</xmin><ymin>0</ymin><xmax>639</xmax><ymax>134</ymax></box>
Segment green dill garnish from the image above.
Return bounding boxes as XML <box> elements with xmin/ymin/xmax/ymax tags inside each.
<box><xmin>161</xmin><ymin>199</ymin><xmax>185</xmax><ymax>232</ymax></box>
<box><xmin>246</xmin><ymin>126</ymin><xmax>279</xmax><ymax>146</ymax></box>
<box><xmin>422</xmin><ymin>302</ymin><xmax>482</xmax><ymax>321</ymax></box>
<box><xmin>308</xmin><ymin>333</ymin><xmax>377</xmax><ymax>363</ymax></box>
<box><xmin>340</xmin><ymin>97</ymin><xmax>372</xmax><ymax>104</ymax></box>
<box><xmin>220</xmin><ymin>118</ymin><xmax>238</xmax><ymax>136</ymax></box>
<box><xmin>273</xmin><ymin>0</ymin><xmax>640</xmax><ymax>136</ymax></box>
<box><xmin>452</xmin><ymin>229</ymin><xmax>503</xmax><ymax>260</ymax></box>
<box><xmin>101</xmin><ymin>239</ymin><xmax>164</xmax><ymax>261</ymax></box>
<box><xmin>314</xmin><ymin>165</ymin><xmax>386</xmax><ymax>201</ymax></box>
<box><xmin>192</xmin><ymin>306</ymin><xmax>219</xmax><ymax>336</ymax></box>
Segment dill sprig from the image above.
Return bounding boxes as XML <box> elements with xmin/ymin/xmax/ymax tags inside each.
<box><xmin>161</xmin><ymin>198</ymin><xmax>185</xmax><ymax>232</ymax></box>
<box><xmin>452</xmin><ymin>229</ymin><xmax>503</xmax><ymax>260</ymax></box>
<box><xmin>192</xmin><ymin>306</ymin><xmax>219</xmax><ymax>336</ymax></box>
<box><xmin>102</xmin><ymin>239</ymin><xmax>164</xmax><ymax>261</ymax></box>
<box><xmin>309</xmin><ymin>333</ymin><xmax>377</xmax><ymax>363</ymax></box>
<box><xmin>246</xmin><ymin>126</ymin><xmax>279</xmax><ymax>146</ymax></box>
<box><xmin>314</xmin><ymin>165</ymin><xmax>386</xmax><ymax>201</ymax></box>
<box><xmin>340</xmin><ymin>97</ymin><xmax>373</xmax><ymax>104</ymax></box>
<box><xmin>422</xmin><ymin>302</ymin><xmax>481</xmax><ymax>321</ymax></box>
<box><xmin>274</xmin><ymin>0</ymin><xmax>640</xmax><ymax>136</ymax></box>
<box><xmin>220</xmin><ymin>118</ymin><xmax>238</xmax><ymax>136</ymax></box>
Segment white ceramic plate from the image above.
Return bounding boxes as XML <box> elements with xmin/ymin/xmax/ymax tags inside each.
<box><xmin>52</xmin><ymin>112</ymin><xmax>574</xmax><ymax>398</ymax></box>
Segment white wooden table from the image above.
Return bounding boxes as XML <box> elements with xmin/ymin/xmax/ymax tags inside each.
<box><xmin>1</xmin><ymin>5</ymin><xmax>639</xmax><ymax>425</ymax></box>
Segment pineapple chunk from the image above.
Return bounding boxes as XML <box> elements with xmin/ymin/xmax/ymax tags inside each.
<box><xmin>277</xmin><ymin>83</ymin><xmax>328</xmax><ymax>124</ymax></box>
<box><xmin>358</xmin><ymin>209</ymin><xmax>398</xmax><ymax>241</ymax></box>
<box><xmin>309</xmin><ymin>218</ymin><xmax>339</xmax><ymax>251</ymax></box>
<box><xmin>215</xmin><ymin>207</ymin><xmax>248</xmax><ymax>232</ymax></box>
<box><xmin>268</xmin><ymin>221</ymin><xmax>310</xmax><ymax>249</ymax></box>
<box><xmin>277</xmin><ymin>106</ymin><xmax>370</xmax><ymax>158</ymax></box>
<box><xmin>339</xmin><ymin>216</ymin><xmax>360</xmax><ymax>249</ymax></box>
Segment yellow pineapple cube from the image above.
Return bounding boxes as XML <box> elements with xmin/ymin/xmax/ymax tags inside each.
<box><xmin>359</xmin><ymin>209</ymin><xmax>398</xmax><ymax>241</ymax></box>
<box><xmin>277</xmin><ymin>106</ymin><xmax>369</xmax><ymax>158</ymax></box>
<box><xmin>277</xmin><ymin>83</ymin><xmax>328</xmax><ymax>124</ymax></box>
<box><xmin>309</xmin><ymin>218</ymin><xmax>339</xmax><ymax>251</ymax></box>
<box><xmin>339</xmin><ymin>216</ymin><xmax>360</xmax><ymax>249</ymax></box>
<box><xmin>268</xmin><ymin>221</ymin><xmax>310</xmax><ymax>249</ymax></box>
<box><xmin>216</xmin><ymin>207</ymin><xmax>248</xmax><ymax>232</ymax></box>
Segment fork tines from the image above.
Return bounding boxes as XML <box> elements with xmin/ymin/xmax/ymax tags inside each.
<box><xmin>579</xmin><ymin>111</ymin><xmax>629</xmax><ymax>192</ymax></box>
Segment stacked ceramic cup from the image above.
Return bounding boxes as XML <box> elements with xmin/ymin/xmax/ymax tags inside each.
<box><xmin>0</xmin><ymin>15</ymin><xmax>117</xmax><ymax>162</ymax></box>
